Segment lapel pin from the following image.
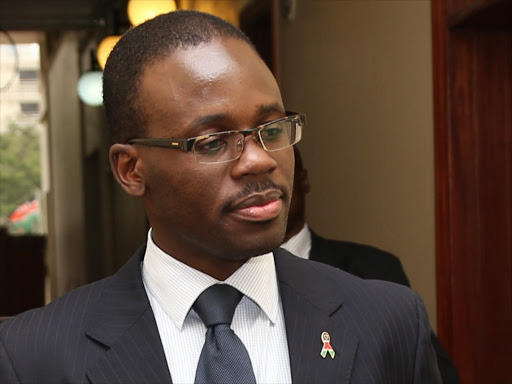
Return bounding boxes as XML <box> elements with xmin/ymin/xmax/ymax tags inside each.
<box><xmin>320</xmin><ymin>331</ymin><xmax>336</xmax><ymax>359</ymax></box>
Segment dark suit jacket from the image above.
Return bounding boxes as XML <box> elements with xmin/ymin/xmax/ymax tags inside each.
<box><xmin>309</xmin><ymin>231</ymin><xmax>459</xmax><ymax>384</ymax></box>
<box><xmin>0</xmin><ymin>246</ymin><xmax>441</xmax><ymax>383</ymax></box>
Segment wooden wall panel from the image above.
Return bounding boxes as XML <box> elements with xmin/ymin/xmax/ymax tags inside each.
<box><xmin>433</xmin><ymin>1</ymin><xmax>512</xmax><ymax>383</ymax></box>
<box><xmin>474</xmin><ymin>33</ymin><xmax>512</xmax><ymax>380</ymax></box>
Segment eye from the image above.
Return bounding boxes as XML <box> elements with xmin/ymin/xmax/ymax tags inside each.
<box><xmin>261</xmin><ymin>125</ymin><xmax>284</xmax><ymax>141</ymax></box>
<box><xmin>194</xmin><ymin>135</ymin><xmax>228</xmax><ymax>156</ymax></box>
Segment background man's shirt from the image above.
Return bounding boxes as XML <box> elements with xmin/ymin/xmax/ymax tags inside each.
<box><xmin>281</xmin><ymin>224</ymin><xmax>312</xmax><ymax>259</ymax></box>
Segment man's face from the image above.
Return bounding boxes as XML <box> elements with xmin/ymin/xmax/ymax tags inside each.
<box><xmin>134</xmin><ymin>38</ymin><xmax>294</xmax><ymax>266</ymax></box>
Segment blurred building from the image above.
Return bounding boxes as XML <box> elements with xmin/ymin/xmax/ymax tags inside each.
<box><xmin>0</xmin><ymin>40</ymin><xmax>45</xmax><ymax>131</ymax></box>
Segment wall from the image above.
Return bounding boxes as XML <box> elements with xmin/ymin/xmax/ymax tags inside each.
<box><xmin>80</xmin><ymin>38</ymin><xmax>147</xmax><ymax>283</ymax></box>
<box><xmin>45</xmin><ymin>33</ymin><xmax>147</xmax><ymax>298</ymax></box>
<box><xmin>46</xmin><ymin>32</ymin><xmax>86</xmax><ymax>297</ymax></box>
<box><xmin>81</xmin><ymin>95</ymin><xmax>148</xmax><ymax>281</ymax></box>
<box><xmin>279</xmin><ymin>0</ymin><xmax>436</xmax><ymax>326</ymax></box>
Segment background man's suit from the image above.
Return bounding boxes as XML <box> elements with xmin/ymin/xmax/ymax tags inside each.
<box><xmin>308</xmin><ymin>230</ymin><xmax>459</xmax><ymax>384</ymax></box>
<box><xmin>0</xmin><ymin>247</ymin><xmax>440</xmax><ymax>384</ymax></box>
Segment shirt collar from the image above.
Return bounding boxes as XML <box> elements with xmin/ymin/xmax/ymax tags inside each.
<box><xmin>142</xmin><ymin>229</ymin><xmax>280</xmax><ymax>331</ymax></box>
<box><xmin>281</xmin><ymin>223</ymin><xmax>312</xmax><ymax>259</ymax></box>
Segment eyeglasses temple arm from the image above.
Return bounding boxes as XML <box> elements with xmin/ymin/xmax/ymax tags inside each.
<box><xmin>128</xmin><ymin>138</ymin><xmax>194</xmax><ymax>151</ymax></box>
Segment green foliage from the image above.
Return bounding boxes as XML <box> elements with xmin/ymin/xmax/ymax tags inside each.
<box><xmin>0</xmin><ymin>122</ymin><xmax>41</xmax><ymax>218</ymax></box>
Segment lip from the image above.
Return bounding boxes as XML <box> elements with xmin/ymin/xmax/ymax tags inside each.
<box><xmin>229</xmin><ymin>190</ymin><xmax>283</xmax><ymax>222</ymax></box>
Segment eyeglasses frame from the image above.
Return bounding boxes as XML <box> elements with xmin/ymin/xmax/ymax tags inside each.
<box><xmin>128</xmin><ymin>111</ymin><xmax>305</xmax><ymax>160</ymax></box>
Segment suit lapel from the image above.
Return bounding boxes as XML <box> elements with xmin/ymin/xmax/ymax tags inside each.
<box><xmin>85</xmin><ymin>247</ymin><xmax>172</xmax><ymax>384</ymax></box>
<box><xmin>275</xmin><ymin>248</ymin><xmax>358</xmax><ymax>384</ymax></box>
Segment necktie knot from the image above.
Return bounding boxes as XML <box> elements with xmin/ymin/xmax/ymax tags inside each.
<box><xmin>193</xmin><ymin>284</ymin><xmax>243</xmax><ymax>328</ymax></box>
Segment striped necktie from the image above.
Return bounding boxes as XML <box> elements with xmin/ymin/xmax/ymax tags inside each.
<box><xmin>193</xmin><ymin>284</ymin><xmax>257</xmax><ymax>384</ymax></box>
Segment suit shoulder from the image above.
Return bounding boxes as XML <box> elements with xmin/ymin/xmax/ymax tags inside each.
<box><xmin>323</xmin><ymin>237</ymin><xmax>400</xmax><ymax>263</ymax></box>
<box><xmin>278</xmin><ymin>249</ymin><xmax>422</xmax><ymax>327</ymax></box>
<box><xmin>311</xmin><ymin>235</ymin><xmax>411</xmax><ymax>286</ymax></box>
<box><xmin>0</xmin><ymin>277</ymin><xmax>107</xmax><ymax>346</ymax></box>
<box><xmin>314</xmin><ymin>259</ymin><xmax>424</xmax><ymax>328</ymax></box>
<box><xmin>275</xmin><ymin>249</ymin><xmax>427</xmax><ymax>341</ymax></box>
<box><xmin>310</xmin><ymin>255</ymin><xmax>412</xmax><ymax>295</ymax></box>
<box><xmin>277</xmin><ymin>248</ymin><xmax>413</xmax><ymax>300</ymax></box>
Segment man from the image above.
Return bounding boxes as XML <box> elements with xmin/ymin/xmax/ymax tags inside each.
<box><xmin>0</xmin><ymin>11</ymin><xmax>441</xmax><ymax>384</ymax></box>
<box><xmin>282</xmin><ymin>148</ymin><xmax>460</xmax><ymax>383</ymax></box>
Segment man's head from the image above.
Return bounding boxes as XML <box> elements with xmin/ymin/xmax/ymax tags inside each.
<box><xmin>103</xmin><ymin>11</ymin><xmax>297</xmax><ymax>278</ymax></box>
<box><xmin>103</xmin><ymin>10</ymin><xmax>253</xmax><ymax>144</ymax></box>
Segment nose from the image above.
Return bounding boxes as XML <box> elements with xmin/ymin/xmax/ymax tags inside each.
<box><xmin>230</xmin><ymin>134</ymin><xmax>277</xmax><ymax>179</ymax></box>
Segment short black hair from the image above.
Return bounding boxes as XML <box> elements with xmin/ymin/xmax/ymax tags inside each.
<box><xmin>103</xmin><ymin>10</ymin><xmax>253</xmax><ymax>144</ymax></box>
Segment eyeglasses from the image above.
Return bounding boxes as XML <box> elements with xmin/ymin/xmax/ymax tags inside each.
<box><xmin>128</xmin><ymin>111</ymin><xmax>305</xmax><ymax>164</ymax></box>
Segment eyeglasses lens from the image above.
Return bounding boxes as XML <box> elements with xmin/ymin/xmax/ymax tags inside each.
<box><xmin>194</xmin><ymin>132</ymin><xmax>242</xmax><ymax>164</ymax></box>
<box><xmin>194</xmin><ymin>116</ymin><xmax>303</xmax><ymax>164</ymax></box>
<box><xmin>260</xmin><ymin>118</ymin><xmax>302</xmax><ymax>152</ymax></box>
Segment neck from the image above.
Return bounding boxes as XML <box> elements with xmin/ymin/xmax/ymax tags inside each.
<box><xmin>150</xmin><ymin>229</ymin><xmax>248</xmax><ymax>281</ymax></box>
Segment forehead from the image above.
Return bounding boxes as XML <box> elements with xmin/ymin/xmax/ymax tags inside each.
<box><xmin>138</xmin><ymin>38</ymin><xmax>284</xmax><ymax>137</ymax></box>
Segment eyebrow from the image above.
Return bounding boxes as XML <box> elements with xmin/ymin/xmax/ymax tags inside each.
<box><xmin>186</xmin><ymin>103</ymin><xmax>286</xmax><ymax>134</ymax></box>
<box><xmin>255</xmin><ymin>103</ymin><xmax>285</xmax><ymax>118</ymax></box>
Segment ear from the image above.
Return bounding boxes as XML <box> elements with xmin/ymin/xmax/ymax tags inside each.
<box><xmin>109</xmin><ymin>144</ymin><xmax>146</xmax><ymax>197</ymax></box>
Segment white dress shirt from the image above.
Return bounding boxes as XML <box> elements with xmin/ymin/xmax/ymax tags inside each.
<box><xmin>142</xmin><ymin>229</ymin><xmax>292</xmax><ymax>384</ymax></box>
<box><xmin>281</xmin><ymin>224</ymin><xmax>312</xmax><ymax>260</ymax></box>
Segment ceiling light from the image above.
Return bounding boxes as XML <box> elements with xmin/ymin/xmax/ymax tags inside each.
<box><xmin>97</xmin><ymin>35</ymin><xmax>121</xmax><ymax>70</ymax></box>
<box><xmin>127</xmin><ymin>0</ymin><xmax>177</xmax><ymax>27</ymax></box>
<box><xmin>77</xmin><ymin>71</ymin><xmax>103</xmax><ymax>106</ymax></box>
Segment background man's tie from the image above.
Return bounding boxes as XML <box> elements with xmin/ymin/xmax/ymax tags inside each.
<box><xmin>193</xmin><ymin>284</ymin><xmax>257</xmax><ymax>384</ymax></box>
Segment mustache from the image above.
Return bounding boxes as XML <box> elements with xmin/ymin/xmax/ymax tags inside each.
<box><xmin>223</xmin><ymin>179</ymin><xmax>288</xmax><ymax>212</ymax></box>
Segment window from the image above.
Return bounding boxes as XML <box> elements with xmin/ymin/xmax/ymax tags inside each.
<box><xmin>19</xmin><ymin>69</ymin><xmax>39</xmax><ymax>82</ymax></box>
<box><xmin>20</xmin><ymin>102</ymin><xmax>39</xmax><ymax>114</ymax></box>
